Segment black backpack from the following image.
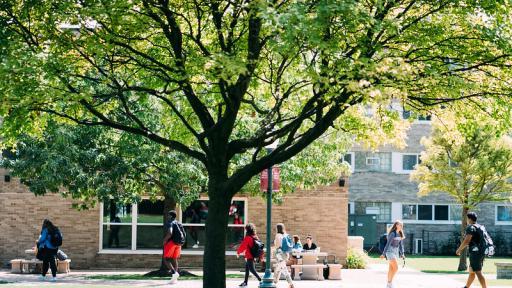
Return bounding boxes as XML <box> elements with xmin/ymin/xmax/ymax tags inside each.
<box><xmin>250</xmin><ymin>237</ymin><xmax>264</xmax><ymax>259</ymax></box>
<box><xmin>475</xmin><ymin>224</ymin><xmax>495</xmax><ymax>257</ymax></box>
<box><xmin>378</xmin><ymin>233</ymin><xmax>388</xmax><ymax>253</ymax></box>
<box><xmin>50</xmin><ymin>228</ymin><xmax>63</xmax><ymax>247</ymax></box>
<box><xmin>170</xmin><ymin>221</ymin><xmax>186</xmax><ymax>246</ymax></box>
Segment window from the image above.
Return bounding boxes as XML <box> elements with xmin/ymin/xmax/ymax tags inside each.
<box><xmin>342</xmin><ymin>153</ymin><xmax>352</xmax><ymax>165</ymax></box>
<box><xmin>402</xmin><ymin>154</ymin><xmax>421</xmax><ymax>171</ymax></box>
<box><xmin>434</xmin><ymin>205</ymin><xmax>449</xmax><ymax>221</ymax></box>
<box><xmin>402</xmin><ymin>204</ymin><xmax>417</xmax><ymax>220</ymax></box>
<box><xmin>418</xmin><ymin>205</ymin><xmax>432</xmax><ymax>220</ymax></box>
<box><xmin>402</xmin><ymin>204</ymin><xmax>459</xmax><ymax>222</ymax></box>
<box><xmin>402</xmin><ymin>109</ymin><xmax>431</xmax><ymax>121</ymax></box>
<box><xmin>355</xmin><ymin>202</ymin><xmax>391</xmax><ymax>222</ymax></box>
<box><xmin>355</xmin><ymin>152</ymin><xmax>392</xmax><ymax>172</ymax></box>
<box><xmin>181</xmin><ymin>199</ymin><xmax>247</xmax><ymax>251</ymax></box>
<box><xmin>100</xmin><ymin>198</ymin><xmax>248</xmax><ymax>253</ymax></box>
<box><xmin>102</xmin><ymin>200</ymin><xmax>133</xmax><ymax>249</ymax></box>
<box><xmin>366</xmin><ymin>157</ymin><xmax>380</xmax><ymax>165</ymax></box>
<box><xmin>497</xmin><ymin>206</ymin><xmax>512</xmax><ymax>223</ymax></box>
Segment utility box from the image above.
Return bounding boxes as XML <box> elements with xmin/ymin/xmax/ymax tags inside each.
<box><xmin>348</xmin><ymin>214</ymin><xmax>378</xmax><ymax>249</ymax></box>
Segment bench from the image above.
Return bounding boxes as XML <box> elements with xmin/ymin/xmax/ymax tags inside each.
<box><xmin>327</xmin><ymin>264</ymin><xmax>342</xmax><ymax>280</ymax></box>
<box><xmin>496</xmin><ymin>263</ymin><xmax>512</xmax><ymax>279</ymax></box>
<box><xmin>291</xmin><ymin>264</ymin><xmax>326</xmax><ymax>280</ymax></box>
<box><xmin>20</xmin><ymin>259</ymin><xmax>42</xmax><ymax>274</ymax></box>
<box><xmin>13</xmin><ymin>259</ymin><xmax>71</xmax><ymax>274</ymax></box>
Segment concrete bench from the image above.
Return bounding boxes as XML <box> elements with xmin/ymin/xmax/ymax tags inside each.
<box><xmin>496</xmin><ymin>263</ymin><xmax>512</xmax><ymax>279</ymax></box>
<box><xmin>57</xmin><ymin>259</ymin><xmax>71</xmax><ymax>273</ymax></box>
<box><xmin>327</xmin><ymin>264</ymin><xmax>342</xmax><ymax>280</ymax></box>
<box><xmin>15</xmin><ymin>259</ymin><xmax>71</xmax><ymax>274</ymax></box>
<box><xmin>291</xmin><ymin>264</ymin><xmax>326</xmax><ymax>280</ymax></box>
<box><xmin>10</xmin><ymin>259</ymin><xmax>23</xmax><ymax>273</ymax></box>
<box><xmin>20</xmin><ymin>259</ymin><xmax>42</xmax><ymax>274</ymax></box>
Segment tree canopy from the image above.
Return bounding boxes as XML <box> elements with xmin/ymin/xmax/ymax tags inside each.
<box><xmin>2</xmin><ymin>1</ymin><xmax>512</xmax><ymax>287</ymax></box>
<box><xmin>411</xmin><ymin>103</ymin><xmax>512</xmax><ymax>270</ymax></box>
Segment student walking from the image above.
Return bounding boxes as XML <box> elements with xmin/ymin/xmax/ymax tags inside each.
<box><xmin>163</xmin><ymin>210</ymin><xmax>186</xmax><ymax>285</ymax></box>
<box><xmin>236</xmin><ymin>223</ymin><xmax>262</xmax><ymax>287</ymax></box>
<box><xmin>273</xmin><ymin>223</ymin><xmax>295</xmax><ymax>288</ymax></box>
<box><xmin>37</xmin><ymin>219</ymin><xmax>62</xmax><ymax>282</ymax></box>
<box><xmin>456</xmin><ymin>212</ymin><xmax>488</xmax><ymax>288</ymax></box>
<box><xmin>380</xmin><ymin>220</ymin><xmax>405</xmax><ymax>288</ymax></box>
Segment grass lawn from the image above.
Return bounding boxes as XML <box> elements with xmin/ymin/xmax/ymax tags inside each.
<box><xmin>85</xmin><ymin>273</ymin><xmax>244</xmax><ymax>281</ymax></box>
<box><xmin>370</xmin><ymin>254</ymin><xmax>512</xmax><ymax>274</ymax></box>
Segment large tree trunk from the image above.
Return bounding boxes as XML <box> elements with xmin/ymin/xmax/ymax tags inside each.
<box><xmin>203</xmin><ymin>178</ymin><xmax>231</xmax><ymax>288</ymax></box>
<box><xmin>458</xmin><ymin>206</ymin><xmax>469</xmax><ymax>271</ymax></box>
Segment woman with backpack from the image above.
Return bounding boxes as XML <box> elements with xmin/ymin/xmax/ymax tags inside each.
<box><xmin>236</xmin><ymin>223</ymin><xmax>262</xmax><ymax>287</ymax></box>
<box><xmin>273</xmin><ymin>223</ymin><xmax>295</xmax><ymax>288</ymax></box>
<box><xmin>37</xmin><ymin>219</ymin><xmax>61</xmax><ymax>282</ymax></box>
<box><xmin>380</xmin><ymin>220</ymin><xmax>405</xmax><ymax>288</ymax></box>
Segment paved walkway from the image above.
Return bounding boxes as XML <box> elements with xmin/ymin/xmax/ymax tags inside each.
<box><xmin>0</xmin><ymin>265</ymin><xmax>506</xmax><ymax>287</ymax></box>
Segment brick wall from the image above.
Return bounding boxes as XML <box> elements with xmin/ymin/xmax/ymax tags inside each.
<box><xmin>0</xmin><ymin>167</ymin><xmax>348</xmax><ymax>269</ymax></box>
<box><xmin>0</xmin><ymin>171</ymin><xmax>99</xmax><ymax>268</ymax></box>
<box><xmin>248</xmin><ymin>183</ymin><xmax>348</xmax><ymax>264</ymax></box>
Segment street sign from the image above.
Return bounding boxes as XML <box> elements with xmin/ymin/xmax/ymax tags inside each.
<box><xmin>260</xmin><ymin>166</ymin><xmax>280</xmax><ymax>192</ymax></box>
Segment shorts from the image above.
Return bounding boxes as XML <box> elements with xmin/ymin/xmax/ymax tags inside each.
<box><xmin>385</xmin><ymin>246</ymin><xmax>400</xmax><ymax>260</ymax></box>
<box><xmin>469</xmin><ymin>252</ymin><xmax>485</xmax><ymax>272</ymax></box>
<box><xmin>164</xmin><ymin>241</ymin><xmax>181</xmax><ymax>259</ymax></box>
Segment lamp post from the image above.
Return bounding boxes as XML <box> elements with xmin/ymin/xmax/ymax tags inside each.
<box><xmin>259</xmin><ymin>142</ymin><xmax>277</xmax><ymax>288</ymax></box>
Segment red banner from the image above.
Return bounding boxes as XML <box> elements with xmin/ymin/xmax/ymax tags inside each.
<box><xmin>260</xmin><ymin>166</ymin><xmax>280</xmax><ymax>192</ymax></box>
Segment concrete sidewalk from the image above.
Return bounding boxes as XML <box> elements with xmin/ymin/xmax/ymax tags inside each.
<box><xmin>0</xmin><ymin>264</ymin><xmax>506</xmax><ymax>287</ymax></box>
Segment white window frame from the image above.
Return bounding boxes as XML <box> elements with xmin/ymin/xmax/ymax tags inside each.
<box><xmin>401</xmin><ymin>203</ymin><xmax>459</xmax><ymax>224</ymax></box>
<box><xmin>401</xmin><ymin>153</ymin><xmax>421</xmax><ymax>172</ymax></box>
<box><xmin>495</xmin><ymin>205</ymin><xmax>512</xmax><ymax>225</ymax></box>
<box><xmin>366</xmin><ymin>157</ymin><xmax>380</xmax><ymax>166</ymax></box>
<box><xmin>98</xmin><ymin>197</ymin><xmax>248</xmax><ymax>255</ymax></box>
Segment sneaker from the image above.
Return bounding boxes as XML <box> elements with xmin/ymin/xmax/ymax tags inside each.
<box><xmin>50</xmin><ymin>277</ymin><xmax>56</xmax><ymax>282</ymax></box>
<box><xmin>169</xmin><ymin>272</ymin><xmax>179</xmax><ymax>284</ymax></box>
<box><xmin>239</xmin><ymin>282</ymin><xmax>247</xmax><ymax>287</ymax></box>
<box><xmin>192</xmin><ymin>244</ymin><xmax>199</xmax><ymax>249</ymax></box>
<box><xmin>38</xmin><ymin>275</ymin><xmax>46</xmax><ymax>281</ymax></box>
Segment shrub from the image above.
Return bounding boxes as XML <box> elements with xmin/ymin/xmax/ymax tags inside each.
<box><xmin>346</xmin><ymin>248</ymin><xmax>368</xmax><ymax>269</ymax></box>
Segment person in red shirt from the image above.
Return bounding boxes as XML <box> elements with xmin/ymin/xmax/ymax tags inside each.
<box><xmin>236</xmin><ymin>223</ymin><xmax>262</xmax><ymax>287</ymax></box>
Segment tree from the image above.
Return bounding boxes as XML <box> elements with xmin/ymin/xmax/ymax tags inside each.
<box><xmin>1</xmin><ymin>1</ymin><xmax>512</xmax><ymax>286</ymax></box>
<box><xmin>411</xmin><ymin>107</ymin><xmax>512</xmax><ymax>271</ymax></box>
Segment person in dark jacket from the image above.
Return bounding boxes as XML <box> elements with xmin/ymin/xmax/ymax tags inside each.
<box><xmin>37</xmin><ymin>219</ymin><xmax>60</xmax><ymax>282</ymax></box>
<box><xmin>456</xmin><ymin>212</ymin><xmax>488</xmax><ymax>288</ymax></box>
<box><xmin>380</xmin><ymin>220</ymin><xmax>405</xmax><ymax>288</ymax></box>
<box><xmin>236</xmin><ymin>223</ymin><xmax>262</xmax><ymax>287</ymax></box>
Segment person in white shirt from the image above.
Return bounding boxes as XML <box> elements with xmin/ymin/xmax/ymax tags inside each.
<box><xmin>273</xmin><ymin>223</ymin><xmax>294</xmax><ymax>288</ymax></box>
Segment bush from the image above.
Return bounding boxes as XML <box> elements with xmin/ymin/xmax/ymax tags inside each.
<box><xmin>346</xmin><ymin>248</ymin><xmax>368</xmax><ymax>269</ymax></box>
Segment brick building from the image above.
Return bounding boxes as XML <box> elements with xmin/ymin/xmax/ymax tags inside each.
<box><xmin>346</xmin><ymin>106</ymin><xmax>512</xmax><ymax>255</ymax></box>
<box><xmin>0</xmin><ymin>168</ymin><xmax>348</xmax><ymax>269</ymax></box>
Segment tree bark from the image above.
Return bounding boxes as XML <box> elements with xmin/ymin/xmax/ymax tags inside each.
<box><xmin>458</xmin><ymin>206</ymin><xmax>469</xmax><ymax>271</ymax></box>
<box><xmin>202</xmin><ymin>186</ymin><xmax>230</xmax><ymax>288</ymax></box>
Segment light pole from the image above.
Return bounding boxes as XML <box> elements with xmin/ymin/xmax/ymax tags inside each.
<box><xmin>259</xmin><ymin>142</ymin><xmax>277</xmax><ymax>288</ymax></box>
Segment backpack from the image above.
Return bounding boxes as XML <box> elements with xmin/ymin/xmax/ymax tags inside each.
<box><xmin>250</xmin><ymin>237</ymin><xmax>264</xmax><ymax>259</ymax></box>
<box><xmin>50</xmin><ymin>229</ymin><xmax>63</xmax><ymax>247</ymax></box>
<box><xmin>280</xmin><ymin>234</ymin><xmax>293</xmax><ymax>253</ymax></box>
<box><xmin>475</xmin><ymin>224</ymin><xmax>495</xmax><ymax>257</ymax></box>
<box><xmin>378</xmin><ymin>233</ymin><xmax>388</xmax><ymax>253</ymax></box>
<box><xmin>170</xmin><ymin>221</ymin><xmax>186</xmax><ymax>246</ymax></box>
